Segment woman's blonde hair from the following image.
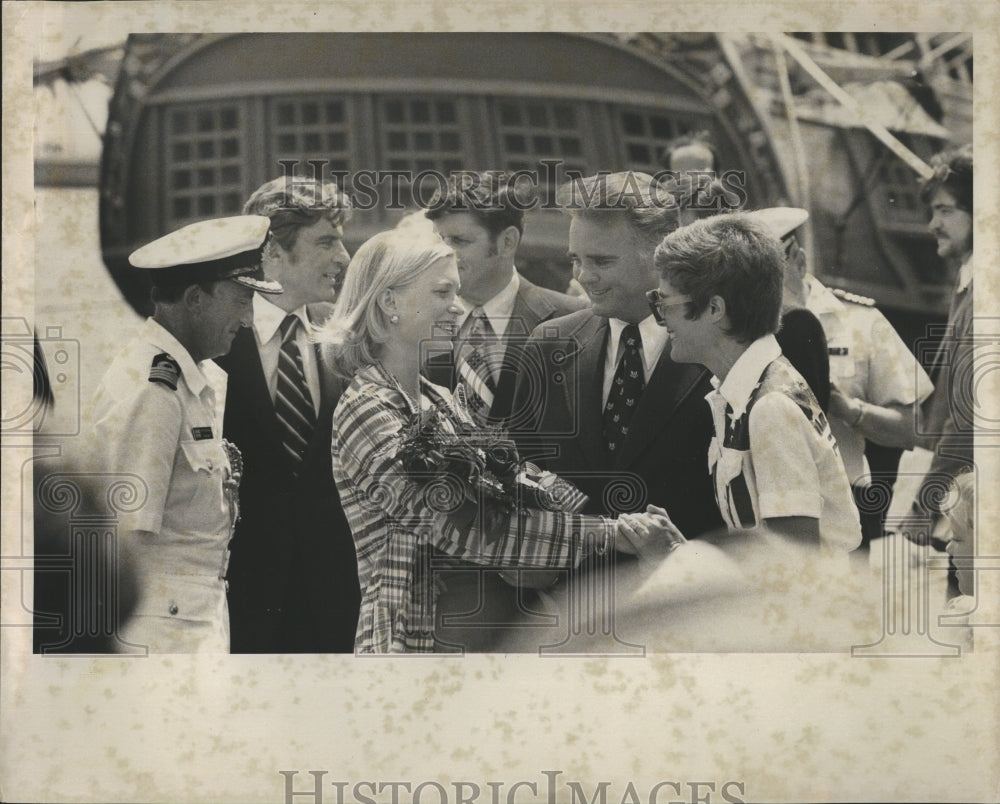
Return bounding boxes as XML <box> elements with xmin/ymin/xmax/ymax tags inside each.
<box><xmin>318</xmin><ymin>229</ymin><xmax>454</xmax><ymax>379</ymax></box>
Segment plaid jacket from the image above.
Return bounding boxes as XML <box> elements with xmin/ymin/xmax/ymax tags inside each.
<box><xmin>331</xmin><ymin>363</ymin><xmax>615</xmax><ymax>653</ymax></box>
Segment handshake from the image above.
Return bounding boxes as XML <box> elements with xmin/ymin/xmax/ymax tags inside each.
<box><xmin>615</xmin><ymin>505</ymin><xmax>687</xmax><ymax>557</ymax></box>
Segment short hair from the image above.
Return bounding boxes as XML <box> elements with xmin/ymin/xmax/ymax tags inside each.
<box><xmin>556</xmin><ymin>171</ymin><xmax>680</xmax><ymax>260</ymax></box>
<box><xmin>243</xmin><ymin>176</ymin><xmax>352</xmax><ymax>251</ymax></box>
<box><xmin>919</xmin><ymin>145</ymin><xmax>973</xmax><ymax>213</ymax></box>
<box><xmin>319</xmin><ymin>229</ymin><xmax>455</xmax><ymax>378</ymax></box>
<box><xmin>423</xmin><ymin>171</ymin><xmax>528</xmax><ymax>240</ymax></box>
<box><xmin>654</xmin><ymin>213</ymin><xmax>783</xmax><ymax>343</ymax></box>
<box><xmin>660</xmin><ymin>130</ymin><xmax>721</xmax><ymax>173</ymax></box>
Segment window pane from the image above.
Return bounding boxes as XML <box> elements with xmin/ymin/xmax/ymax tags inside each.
<box><xmin>410</xmin><ymin>100</ymin><xmax>430</xmax><ymax>123</ymax></box>
<box><xmin>436</xmin><ymin>101</ymin><xmax>456</xmax><ymax>123</ymax></box>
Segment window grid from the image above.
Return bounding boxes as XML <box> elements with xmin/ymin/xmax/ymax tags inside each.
<box><xmin>617</xmin><ymin>108</ymin><xmax>701</xmax><ymax>173</ymax></box>
<box><xmin>270</xmin><ymin>97</ymin><xmax>353</xmax><ymax>176</ymax></box>
<box><xmin>376</xmin><ymin>97</ymin><xmax>467</xmax><ymax>174</ymax></box>
<box><xmin>165</xmin><ymin>104</ymin><xmax>245</xmax><ymax>226</ymax></box>
<box><xmin>495</xmin><ymin>99</ymin><xmax>589</xmax><ymax>179</ymax></box>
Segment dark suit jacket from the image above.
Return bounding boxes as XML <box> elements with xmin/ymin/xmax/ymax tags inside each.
<box><xmin>426</xmin><ymin>277</ymin><xmax>587</xmax><ymax>652</ymax></box>
<box><xmin>511</xmin><ymin>309</ymin><xmax>723</xmax><ymax>540</ymax></box>
<box><xmin>215</xmin><ymin>304</ymin><xmax>360</xmax><ymax>653</ymax></box>
<box><xmin>424</xmin><ymin>275</ymin><xmax>589</xmax><ymax>426</ymax></box>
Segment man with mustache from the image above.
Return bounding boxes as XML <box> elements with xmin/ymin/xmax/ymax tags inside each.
<box><xmin>217</xmin><ymin>176</ymin><xmax>361</xmax><ymax>653</ymax></box>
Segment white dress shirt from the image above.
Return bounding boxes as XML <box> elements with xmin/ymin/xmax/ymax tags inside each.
<box><xmin>252</xmin><ymin>293</ymin><xmax>321</xmax><ymax>410</ymax></box>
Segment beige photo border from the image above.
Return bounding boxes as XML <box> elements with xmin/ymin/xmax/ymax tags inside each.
<box><xmin>3</xmin><ymin>2</ymin><xmax>999</xmax><ymax>802</ymax></box>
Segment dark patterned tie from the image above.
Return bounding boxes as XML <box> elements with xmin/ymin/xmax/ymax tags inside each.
<box><xmin>455</xmin><ymin>307</ymin><xmax>499</xmax><ymax>424</ymax></box>
<box><xmin>275</xmin><ymin>314</ymin><xmax>316</xmax><ymax>470</ymax></box>
<box><xmin>603</xmin><ymin>323</ymin><xmax>645</xmax><ymax>454</ymax></box>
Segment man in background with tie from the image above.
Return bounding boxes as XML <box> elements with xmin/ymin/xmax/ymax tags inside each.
<box><xmin>216</xmin><ymin>176</ymin><xmax>361</xmax><ymax>653</ymax></box>
<box><xmin>424</xmin><ymin>171</ymin><xmax>588</xmax><ymax>427</ymax></box>
<box><xmin>423</xmin><ymin>171</ymin><xmax>587</xmax><ymax>651</ymax></box>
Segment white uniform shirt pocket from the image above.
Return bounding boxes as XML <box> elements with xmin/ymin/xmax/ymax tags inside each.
<box><xmin>176</xmin><ymin>439</ymin><xmax>229</xmax><ymax>536</ymax></box>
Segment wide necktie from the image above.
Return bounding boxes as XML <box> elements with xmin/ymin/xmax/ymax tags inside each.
<box><xmin>275</xmin><ymin>314</ymin><xmax>316</xmax><ymax>470</ymax></box>
<box><xmin>455</xmin><ymin>307</ymin><xmax>499</xmax><ymax>425</ymax></box>
<box><xmin>603</xmin><ymin>323</ymin><xmax>645</xmax><ymax>454</ymax></box>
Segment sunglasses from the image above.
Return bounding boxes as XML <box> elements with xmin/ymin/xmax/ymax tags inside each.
<box><xmin>645</xmin><ymin>288</ymin><xmax>690</xmax><ymax>325</ymax></box>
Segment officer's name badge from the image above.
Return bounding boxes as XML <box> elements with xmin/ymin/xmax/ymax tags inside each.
<box><xmin>191</xmin><ymin>426</ymin><xmax>213</xmax><ymax>440</ymax></box>
<box><xmin>828</xmin><ymin>347</ymin><xmax>849</xmax><ymax>356</ymax></box>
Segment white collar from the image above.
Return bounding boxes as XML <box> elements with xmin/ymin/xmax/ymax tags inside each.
<box><xmin>957</xmin><ymin>253</ymin><xmax>973</xmax><ymax>294</ymax></box>
<box><xmin>710</xmin><ymin>334</ymin><xmax>782</xmax><ymax>420</ymax></box>
<box><xmin>143</xmin><ymin>317</ymin><xmax>216</xmax><ymax>395</ymax></box>
<box><xmin>607</xmin><ymin>315</ymin><xmax>669</xmax><ymax>375</ymax></box>
<box><xmin>253</xmin><ymin>293</ymin><xmax>310</xmax><ymax>345</ymax></box>
<box><xmin>804</xmin><ymin>275</ymin><xmax>842</xmax><ymax>316</ymax></box>
<box><xmin>458</xmin><ymin>270</ymin><xmax>520</xmax><ymax>334</ymax></box>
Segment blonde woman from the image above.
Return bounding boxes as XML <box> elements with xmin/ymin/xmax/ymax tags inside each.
<box><xmin>321</xmin><ymin>230</ymin><xmax>680</xmax><ymax>653</ymax></box>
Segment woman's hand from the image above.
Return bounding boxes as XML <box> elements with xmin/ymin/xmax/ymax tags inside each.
<box><xmin>615</xmin><ymin>505</ymin><xmax>686</xmax><ymax>557</ymax></box>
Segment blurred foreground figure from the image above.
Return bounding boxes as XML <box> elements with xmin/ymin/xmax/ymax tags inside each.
<box><xmin>496</xmin><ymin>527</ymin><xmax>883</xmax><ymax>653</ymax></box>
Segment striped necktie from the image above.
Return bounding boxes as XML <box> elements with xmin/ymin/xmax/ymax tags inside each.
<box><xmin>275</xmin><ymin>314</ymin><xmax>316</xmax><ymax>469</ymax></box>
<box><xmin>603</xmin><ymin>323</ymin><xmax>645</xmax><ymax>454</ymax></box>
<box><xmin>455</xmin><ymin>307</ymin><xmax>499</xmax><ymax>425</ymax></box>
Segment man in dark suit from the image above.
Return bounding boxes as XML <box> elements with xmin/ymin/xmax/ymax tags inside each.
<box><xmin>423</xmin><ymin>171</ymin><xmax>589</xmax><ymax>426</ymax></box>
<box><xmin>502</xmin><ymin>172</ymin><xmax>724</xmax><ymax>652</ymax></box>
<box><xmin>422</xmin><ymin>171</ymin><xmax>588</xmax><ymax>651</ymax></box>
<box><xmin>216</xmin><ymin>176</ymin><xmax>360</xmax><ymax>653</ymax></box>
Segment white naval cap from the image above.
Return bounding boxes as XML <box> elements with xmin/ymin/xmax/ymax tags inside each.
<box><xmin>128</xmin><ymin>215</ymin><xmax>282</xmax><ymax>294</ymax></box>
<box><xmin>744</xmin><ymin>207</ymin><xmax>810</xmax><ymax>241</ymax></box>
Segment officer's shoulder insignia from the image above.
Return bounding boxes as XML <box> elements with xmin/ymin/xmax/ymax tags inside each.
<box><xmin>149</xmin><ymin>352</ymin><xmax>181</xmax><ymax>390</ymax></box>
<box><xmin>831</xmin><ymin>287</ymin><xmax>875</xmax><ymax>307</ymax></box>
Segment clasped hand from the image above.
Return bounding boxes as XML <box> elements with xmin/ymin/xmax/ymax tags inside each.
<box><xmin>615</xmin><ymin>505</ymin><xmax>687</xmax><ymax>556</ymax></box>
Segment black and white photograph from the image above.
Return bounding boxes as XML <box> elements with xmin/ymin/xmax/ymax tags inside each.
<box><xmin>2</xmin><ymin>2</ymin><xmax>998</xmax><ymax>802</ymax></box>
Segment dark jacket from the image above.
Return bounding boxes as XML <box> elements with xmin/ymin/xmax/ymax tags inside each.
<box><xmin>216</xmin><ymin>305</ymin><xmax>360</xmax><ymax>653</ymax></box>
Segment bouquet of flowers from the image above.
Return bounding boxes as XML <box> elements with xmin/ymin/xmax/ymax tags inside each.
<box><xmin>395</xmin><ymin>408</ymin><xmax>588</xmax><ymax>540</ymax></box>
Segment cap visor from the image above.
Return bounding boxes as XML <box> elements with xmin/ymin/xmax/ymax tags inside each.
<box><xmin>231</xmin><ymin>276</ymin><xmax>283</xmax><ymax>294</ymax></box>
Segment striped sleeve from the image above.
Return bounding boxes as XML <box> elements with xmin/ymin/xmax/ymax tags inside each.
<box><xmin>336</xmin><ymin>385</ymin><xmax>613</xmax><ymax>570</ymax></box>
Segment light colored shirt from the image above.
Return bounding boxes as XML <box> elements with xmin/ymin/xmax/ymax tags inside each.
<box><xmin>805</xmin><ymin>277</ymin><xmax>934</xmax><ymax>484</ymax></box>
<box><xmin>602</xmin><ymin>315</ymin><xmax>669</xmax><ymax>405</ymax></box>
<box><xmin>456</xmin><ymin>270</ymin><xmax>520</xmax><ymax>338</ymax></box>
<box><xmin>89</xmin><ymin>317</ymin><xmax>233</xmax><ymax>652</ymax></box>
<box><xmin>956</xmin><ymin>254</ymin><xmax>972</xmax><ymax>294</ymax></box>
<box><xmin>705</xmin><ymin>334</ymin><xmax>861</xmax><ymax>554</ymax></box>
<box><xmin>252</xmin><ymin>292</ymin><xmax>321</xmax><ymax>410</ymax></box>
